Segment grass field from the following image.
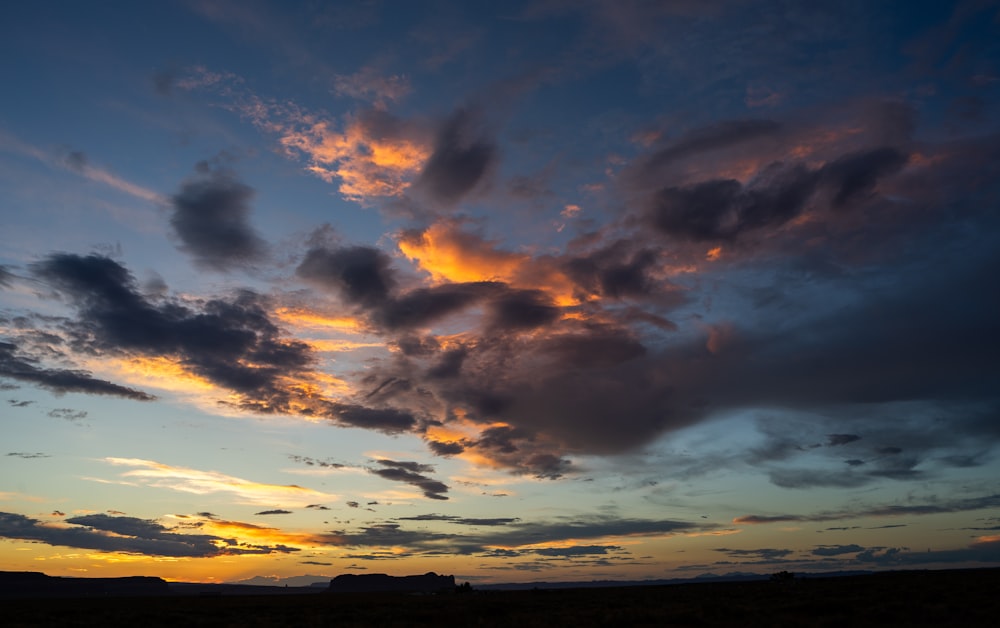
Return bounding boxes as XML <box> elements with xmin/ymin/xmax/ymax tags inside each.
<box><xmin>6</xmin><ymin>568</ymin><xmax>999</xmax><ymax>627</ymax></box>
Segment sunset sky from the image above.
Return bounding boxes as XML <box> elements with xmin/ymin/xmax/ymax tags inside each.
<box><xmin>2</xmin><ymin>1</ymin><xmax>999</xmax><ymax>586</ymax></box>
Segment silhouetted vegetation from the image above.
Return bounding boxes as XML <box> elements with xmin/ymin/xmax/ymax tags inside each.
<box><xmin>770</xmin><ymin>570</ymin><xmax>796</xmax><ymax>583</ymax></box>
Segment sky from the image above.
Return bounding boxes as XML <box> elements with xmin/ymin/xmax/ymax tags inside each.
<box><xmin>1</xmin><ymin>0</ymin><xmax>999</xmax><ymax>586</ymax></box>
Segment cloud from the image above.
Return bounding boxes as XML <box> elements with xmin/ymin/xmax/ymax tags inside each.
<box><xmin>287</xmin><ymin>455</ymin><xmax>344</xmax><ymax>469</ymax></box>
<box><xmin>333</xmin><ymin>67</ymin><xmax>411</xmax><ymax>108</ymax></box>
<box><xmin>827</xmin><ymin>434</ymin><xmax>861</xmax><ymax>446</ymax></box>
<box><xmin>734</xmin><ymin>493</ymin><xmax>1000</xmax><ymax>525</ymax></box>
<box><xmin>369</xmin><ymin>459</ymin><xmax>449</xmax><ymax>500</ymax></box>
<box><xmin>48</xmin><ymin>408</ymin><xmax>88</xmax><ymax>422</ymax></box>
<box><xmin>297</xmin><ymin>241</ymin><xmax>543</xmax><ymax>332</ymax></box>
<box><xmin>637</xmin><ymin>119</ymin><xmax>783</xmax><ymax>176</ymax></box>
<box><xmin>811</xmin><ymin>544</ymin><xmax>864</xmax><ymax>556</ymax></box>
<box><xmin>254</xmin><ymin>509</ymin><xmax>293</xmax><ymax>515</ymax></box>
<box><xmin>6</xmin><ymin>452</ymin><xmax>50</xmax><ymax>459</ymax></box>
<box><xmin>645</xmin><ymin>164</ymin><xmax>820</xmax><ymax>242</ymax></box>
<box><xmin>326</xmin><ymin>512</ymin><xmax>711</xmax><ymax>557</ymax></box>
<box><xmin>0</xmin><ymin>265</ymin><xmax>14</xmax><ymax>288</ymax></box>
<box><xmin>396</xmin><ymin>514</ymin><xmax>520</xmax><ymax>527</ymax></box>
<box><xmin>714</xmin><ymin>547</ymin><xmax>793</xmax><ymax>561</ymax></box>
<box><xmin>102</xmin><ymin>457</ymin><xmax>337</xmax><ymax>507</ymax></box>
<box><xmin>414</xmin><ymin>107</ymin><xmax>496</xmax><ymax>205</ymax></box>
<box><xmin>278</xmin><ymin>107</ymin><xmax>431</xmax><ymax>202</ymax></box>
<box><xmin>27</xmin><ymin>253</ymin><xmax>408</xmax><ymax>427</ymax></box>
<box><xmin>297</xmin><ymin>244</ymin><xmax>397</xmax><ymax>308</ymax></box>
<box><xmin>0</xmin><ymin>132</ymin><xmax>164</xmax><ymax>203</ymax></box>
<box><xmin>0</xmin><ymin>340</ymin><xmax>155</xmax><ymax>401</ymax></box>
<box><xmin>0</xmin><ymin>511</ymin><xmax>296</xmax><ymax>557</ymax></box>
<box><xmin>170</xmin><ymin>165</ymin><xmax>269</xmax><ymax>271</ymax></box>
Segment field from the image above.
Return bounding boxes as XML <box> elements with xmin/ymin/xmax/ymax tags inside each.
<box><xmin>6</xmin><ymin>568</ymin><xmax>999</xmax><ymax>627</ymax></box>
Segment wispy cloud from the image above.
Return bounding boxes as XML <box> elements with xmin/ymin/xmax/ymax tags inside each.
<box><xmin>102</xmin><ymin>458</ymin><xmax>337</xmax><ymax>507</ymax></box>
<box><xmin>0</xmin><ymin>129</ymin><xmax>164</xmax><ymax>204</ymax></box>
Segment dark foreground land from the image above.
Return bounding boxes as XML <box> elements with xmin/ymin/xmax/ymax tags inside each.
<box><xmin>6</xmin><ymin>568</ymin><xmax>1000</xmax><ymax>627</ymax></box>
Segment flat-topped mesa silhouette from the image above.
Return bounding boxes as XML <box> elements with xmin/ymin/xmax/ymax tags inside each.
<box><xmin>328</xmin><ymin>572</ymin><xmax>456</xmax><ymax>594</ymax></box>
<box><xmin>0</xmin><ymin>571</ymin><xmax>170</xmax><ymax>598</ymax></box>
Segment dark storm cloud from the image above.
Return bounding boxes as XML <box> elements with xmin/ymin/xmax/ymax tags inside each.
<box><xmin>30</xmin><ymin>252</ymin><xmax>312</xmax><ymax>401</ymax></box>
<box><xmin>734</xmin><ymin>492</ymin><xmax>1000</xmax><ymax>525</ymax></box>
<box><xmin>0</xmin><ymin>511</ymin><xmax>294</xmax><ymax>557</ymax></box>
<box><xmin>297</xmin><ymin>243</ymin><xmax>503</xmax><ymax>330</ymax></box>
<box><xmin>647</xmin><ymin>162</ymin><xmax>820</xmax><ymax>242</ymax></box>
<box><xmin>565</xmin><ymin>245</ymin><xmax>668</xmax><ymax>301</ymax></box>
<box><xmin>640</xmin><ymin>119</ymin><xmax>783</xmax><ymax>175</ymax></box>
<box><xmin>705</xmin><ymin>248</ymin><xmax>1000</xmax><ymax>410</ymax></box>
<box><xmin>827</xmin><ymin>434</ymin><xmax>861</xmax><ymax>446</ymax></box>
<box><xmin>532</xmin><ymin>545</ymin><xmax>623</xmax><ymax>557</ymax></box>
<box><xmin>0</xmin><ymin>340</ymin><xmax>155</xmax><ymax>400</ymax></box>
<box><xmin>714</xmin><ymin>547</ymin><xmax>793</xmax><ymax>561</ymax></box>
<box><xmin>369</xmin><ymin>459</ymin><xmax>449</xmax><ymax>500</ymax></box>
<box><xmin>170</xmin><ymin>166</ymin><xmax>268</xmax><ymax>271</ymax></box>
<box><xmin>415</xmin><ymin>107</ymin><xmax>496</xmax><ymax>205</ymax></box>
<box><xmin>427</xmin><ymin>439</ymin><xmax>464</xmax><ymax>456</ymax></box>
<box><xmin>335</xmin><ymin>404</ymin><xmax>418</xmax><ymax>433</ymax></box>
<box><xmin>27</xmin><ymin>253</ymin><xmax>413</xmax><ymax>432</ymax></box>
<box><xmin>380</xmin><ymin>282</ymin><xmax>501</xmax><ymax>329</ymax></box>
<box><xmin>487</xmin><ymin>289</ymin><xmax>560</xmax><ymax>330</ymax></box>
<box><xmin>811</xmin><ymin>544</ymin><xmax>864</xmax><ymax>556</ymax></box>
<box><xmin>397</xmin><ymin>514</ymin><xmax>520</xmax><ymax>526</ymax></box>
<box><xmin>254</xmin><ymin>509</ymin><xmax>292</xmax><ymax>515</ymax></box>
<box><xmin>819</xmin><ymin>147</ymin><xmax>909</xmax><ymax>207</ymax></box>
<box><xmin>325</xmin><ymin>513</ymin><xmax>709</xmax><ymax>556</ymax></box>
<box><xmin>297</xmin><ymin>245</ymin><xmax>396</xmax><ymax>308</ymax></box>
<box><xmin>426</xmin><ymin>348</ymin><xmax>467</xmax><ymax>379</ymax></box>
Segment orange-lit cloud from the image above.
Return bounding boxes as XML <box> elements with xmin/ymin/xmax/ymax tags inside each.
<box><xmin>398</xmin><ymin>221</ymin><xmax>581</xmax><ymax>306</ymax></box>
<box><xmin>177</xmin><ymin>516</ymin><xmax>342</xmax><ymax>549</ymax></box>
<box><xmin>305</xmin><ymin>339</ymin><xmax>384</xmax><ymax>353</ymax></box>
<box><xmin>280</xmin><ymin>114</ymin><xmax>430</xmax><ymax>202</ymax></box>
<box><xmin>273</xmin><ymin>307</ymin><xmax>364</xmax><ymax>332</ymax></box>
<box><xmin>102</xmin><ymin>356</ymin><xmax>216</xmax><ymax>392</ymax></box>
<box><xmin>101</xmin><ymin>458</ymin><xmax>337</xmax><ymax>507</ymax></box>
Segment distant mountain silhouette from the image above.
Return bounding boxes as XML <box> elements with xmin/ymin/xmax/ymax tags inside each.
<box><xmin>0</xmin><ymin>571</ymin><xmax>169</xmax><ymax>598</ymax></box>
<box><xmin>328</xmin><ymin>572</ymin><xmax>455</xmax><ymax>594</ymax></box>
